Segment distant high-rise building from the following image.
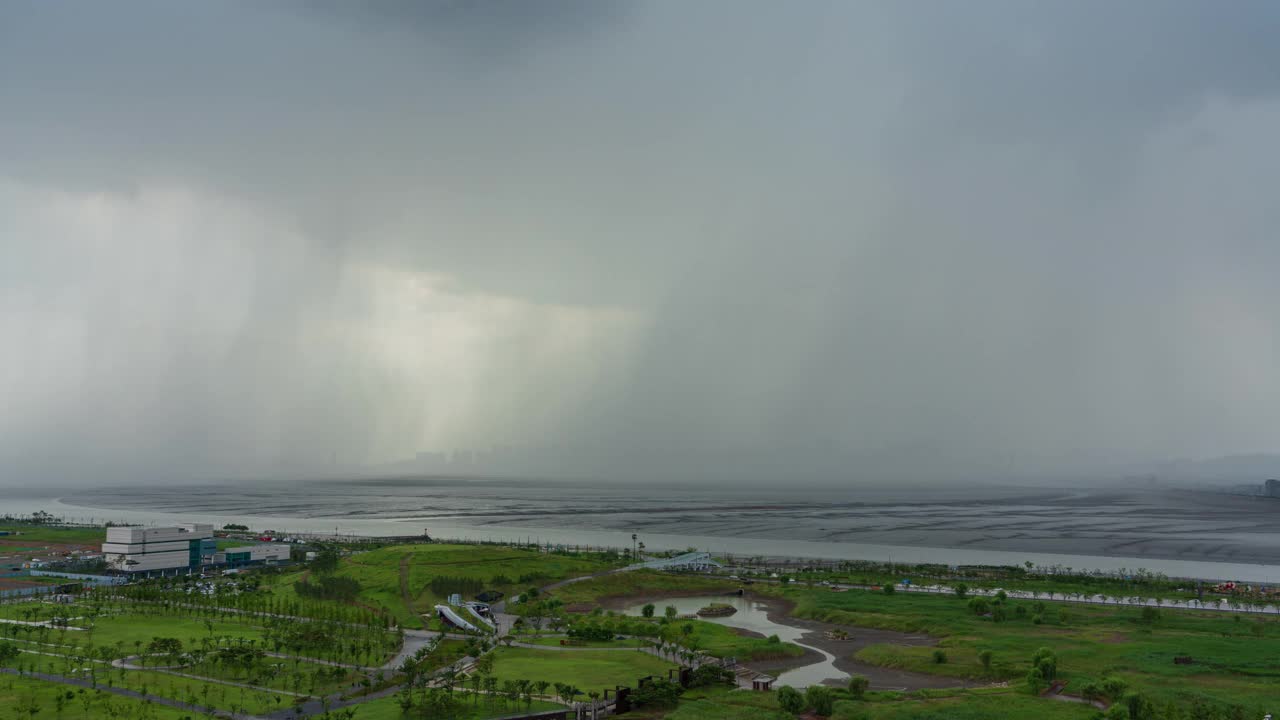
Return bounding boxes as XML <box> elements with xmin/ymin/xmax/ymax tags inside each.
<box><xmin>1264</xmin><ymin>479</ymin><xmax>1280</xmax><ymax>498</ymax></box>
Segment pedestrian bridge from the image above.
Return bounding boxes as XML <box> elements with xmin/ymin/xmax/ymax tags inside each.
<box><xmin>626</xmin><ymin>551</ymin><xmax>722</xmax><ymax>572</ymax></box>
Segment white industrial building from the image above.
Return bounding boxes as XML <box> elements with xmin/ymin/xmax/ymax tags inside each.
<box><xmin>102</xmin><ymin>524</ymin><xmax>290</xmax><ymax>575</ymax></box>
<box><xmin>103</xmin><ymin>524</ymin><xmax>215</xmax><ymax>573</ymax></box>
<box><xmin>216</xmin><ymin>544</ymin><xmax>290</xmax><ymax>567</ymax></box>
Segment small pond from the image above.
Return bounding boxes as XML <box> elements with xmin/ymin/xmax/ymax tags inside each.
<box><xmin>623</xmin><ymin>594</ymin><xmax>844</xmax><ymax>688</ymax></box>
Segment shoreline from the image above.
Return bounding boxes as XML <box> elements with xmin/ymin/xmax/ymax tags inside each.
<box><xmin>9</xmin><ymin>494</ymin><xmax>1280</xmax><ymax>583</ymax></box>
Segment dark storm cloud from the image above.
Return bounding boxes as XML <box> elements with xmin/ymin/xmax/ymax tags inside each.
<box><xmin>2</xmin><ymin>1</ymin><xmax>1280</xmax><ymax>485</ymax></box>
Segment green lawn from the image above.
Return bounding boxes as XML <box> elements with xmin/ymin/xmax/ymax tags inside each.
<box><xmin>10</xmin><ymin>650</ymin><xmax>294</xmax><ymax>714</ymax></box>
<box><xmin>76</xmin><ymin>611</ymin><xmax>265</xmax><ymax>651</ymax></box>
<box><xmin>770</xmin><ymin>584</ymin><xmax>1280</xmax><ymax>711</ymax></box>
<box><xmin>658</xmin><ymin>619</ymin><xmax>806</xmax><ymax>662</ymax></box>
<box><xmin>658</xmin><ymin>686</ymin><xmax>793</xmax><ymax>720</ymax></box>
<box><xmin>652</xmin><ymin>686</ymin><xmax>1100</xmax><ymax>720</ymax></box>
<box><xmin>550</xmin><ymin>570</ymin><xmax>738</xmax><ymax>607</ymax></box>
<box><xmin>264</xmin><ymin>543</ymin><xmax>619</xmax><ymax>629</ymax></box>
<box><xmin>831</xmin><ymin>692</ymin><xmax>1100</xmax><ymax>720</ymax></box>
<box><xmin>488</xmin><ymin>647</ymin><xmax>674</xmax><ymax>695</ymax></box>
<box><xmin>351</xmin><ymin>690</ymin><xmax>563</xmax><ymax>720</ymax></box>
<box><xmin>524</xmin><ymin>636</ymin><xmax>650</xmax><ymax>649</ymax></box>
<box><xmin>181</xmin><ymin>654</ymin><xmax>357</xmax><ymax>695</ymax></box>
<box><xmin>0</xmin><ymin>525</ymin><xmax>105</xmax><ymax>545</ymax></box>
<box><xmin>0</xmin><ymin>674</ymin><xmax>197</xmax><ymax>720</ymax></box>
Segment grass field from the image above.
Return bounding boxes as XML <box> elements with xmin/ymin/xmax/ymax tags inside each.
<box><xmin>656</xmin><ymin>685</ymin><xmax>792</xmax><ymax>720</ymax></box>
<box><xmin>265</xmin><ymin>543</ymin><xmax>619</xmax><ymax>629</ymax></box>
<box><xmin>549</xmin><ymin>570</ymin><xmax>739</xmax><ymax>607</ymax></box>
<box><xmin>488</xmin><ymin>647</ymin><xmax>674</xmax><ymax>695</ymax></box>
<box><xmin>0</xmin><ymin>673</ymin><xmax>198</xmax><ymax>720</ymax></box>
<box><xmin>659</xmin><ymin>619</ymin><xmax>806</xmax><ymax>662</ymax></box>
<box><xmin>772</xmin><ymin>584</ymin><xmax>1280</xmax><ymax>712</ymax></box>
<box><xmin>0</xmin><ymin>526</ymin><xmax>105</xmax><ymax>545</ymax></box>
<box><xmin>523</xmin><ymin>636</ymin><xmax>650</xmax><ymax>649</ymax></box>
<box><xmin>835</xmin><ymin>696</ymin><xmax>1096</xmax><ymax>720</ymax></box>
<box><xmin>643</xmin><ymin>685</ymin><xmax>1102</xmax><ymax>720</ymax></box>
<box><xmin>11</xmin><ymin>650</ymin><xmax>294</xmax><ymax>714</ymax></box>
<box><xmin>352</xmin><ymin>691</ymin><xmax>562</xmax><ymax>720</ymax></box>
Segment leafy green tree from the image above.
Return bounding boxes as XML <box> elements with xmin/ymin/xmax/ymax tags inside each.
<box><xmin>776</xmin><ymin>685</ymin><xmax>805</xmax><ymax>714</ymax></box>
<box><xmin>1025</xmin><ymin>666</ymin><xmax>1047</xmax><ymax>695</ymax></box>
<box><xmin>1105</xmin><ymin>703</ymin><xmax>1130</xmax><ymax>720</ymax></box>
<box><xmin>1031</xmin><ymin>647</ymin><xmax>1057</xmax><ymax>681</ymax></box>
<box><xmin>641</xmin><ymin>603</ymin><xmax>655</xmax><ymax>618</ymax></box>
<box><xmin>631</xmin><ymin>679</ymin><xmax>683</xmax><ymax>708</ymax></box>
<box><xmin>0</xmin><ymin>641</ymin><xmax>19</xmax><ymax>665</ymax></box>
<box><xmin>805</xmin><ymin>685</ymin><xmax>834</xmax><ymax>716</ymax></box>
<box><xmin>932</xmin><ymin>649</ymin><xmax>947</xmax><ymax>664</ymax></box>
<box><xmin>846</xmin><ymin>674</ymin><xmax>869</xmax><ymax>699</ymax></box>
<box><xmin>1123</xmin><ymin>692</ymin><xmax>1154</xmax><ymax>720</ymax></box>
<box><xmin>1101</xmin><ymin>676</ymin><xmax>1128</xmax><ymax>699</ymax></box>
<box><xmin>689</xmin><ymin>665</ymin><xmax>735</xmax><ymax>687</ymax></box>
<box><xmin>978</xmin><ymin>650</ymin><xmax>993</xmax><ymax>674</ymax></box>
<box><xmin>146</xmin><ymin>637</ymin><xmax>184</xmax><ymax>666</ymax></box>
<box><xmin>311</xmin><ymin>547</ymin><xmax>341</xmax><ymax>575</ymax></box>
<box><xmin>954</xmin><ymin>583</ymin><xmax>968</xmax><ymax>598</ymax></box>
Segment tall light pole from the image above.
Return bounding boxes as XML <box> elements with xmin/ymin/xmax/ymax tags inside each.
<box><xmin>631</xmin><ymin>534</ymin><xmax>637</xmax><ymax>560</ymax></box>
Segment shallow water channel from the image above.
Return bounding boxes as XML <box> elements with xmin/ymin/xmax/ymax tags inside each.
<box><xmin>623</xmin><ymin>594</ymin><xmax>844</xmax><ymax>688</ymax></box>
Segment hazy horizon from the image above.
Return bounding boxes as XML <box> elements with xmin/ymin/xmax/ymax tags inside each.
<box><xmin>5</xmin><ymin>1</ymin><xmax>1280</xmax><ymax>488</ymax></box>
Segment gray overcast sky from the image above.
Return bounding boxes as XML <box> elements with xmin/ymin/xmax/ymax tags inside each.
<box><xmin>3</xmin><ymin>0</ymin><xmax>1280</xmax><ymax>485</ymax></box>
